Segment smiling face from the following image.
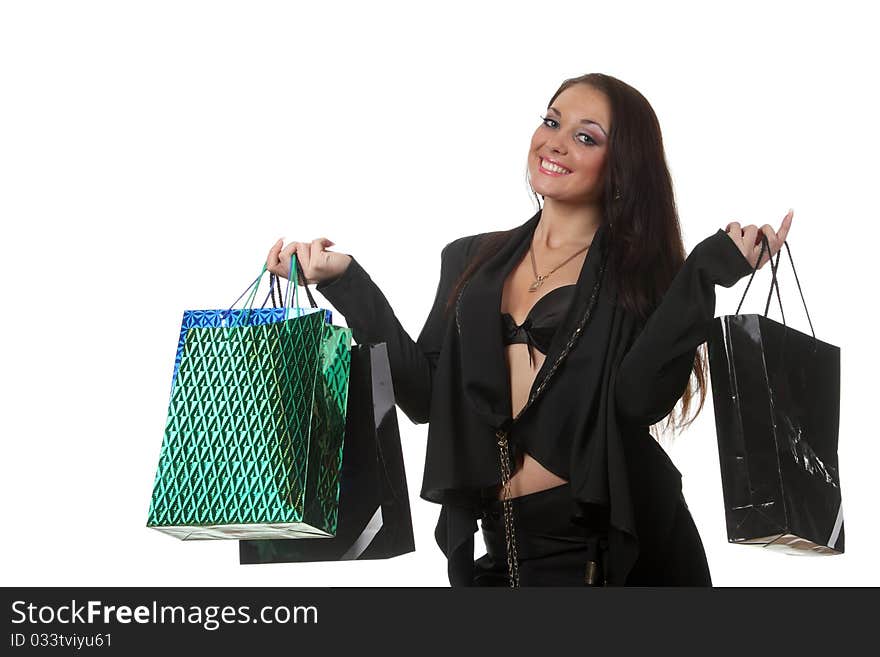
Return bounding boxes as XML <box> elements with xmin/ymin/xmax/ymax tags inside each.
<box><xmin>528</xmin><ymin>83</ymin><xmax>612</xmax><ymax>205</ymax></box>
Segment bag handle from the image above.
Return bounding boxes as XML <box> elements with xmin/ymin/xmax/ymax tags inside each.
<box><xmin>284</xmin><ymin>253</ymin><xmax>319</xmax><ymax>316</ymax></box>
<box><xmin>734</xmin><ymin>233</ymin><xmax>816</xmax><ymax>339</ymax></box>
<box><xmin>221</xmin><ymin>263</ymin><xmax>269</xmax><ymax>327</ymax></box>
<box><xmin>221</xmin><ymin>254</ymin><xmax>319</xmax><ymax>326</ymax></box>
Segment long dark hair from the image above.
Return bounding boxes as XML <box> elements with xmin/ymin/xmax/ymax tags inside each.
<box><xmin>443</xmin><ymin>73</ymin><xmax>706</xmax><ymax>436</ymax></box>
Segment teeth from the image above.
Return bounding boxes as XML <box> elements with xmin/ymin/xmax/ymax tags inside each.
<box><xmin>541</xmin><ymin>158</ymin><xmax>570</xmax><ymax>174</ymax></box>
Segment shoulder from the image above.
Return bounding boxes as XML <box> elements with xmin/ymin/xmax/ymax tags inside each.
<box><xmin>440</xmin><ymin>232</ymin><xmax>490</xmax><ymax>264</ymax></box>
<box><xmin>443</xmin><ymin>232</ymin><xmax>487</xmax><ymax>255</ymax></box>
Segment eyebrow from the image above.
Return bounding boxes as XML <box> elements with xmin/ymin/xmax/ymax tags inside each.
<box><xmin>547</xmin><ymin>106</ymin><xmax>608</xmax><ymax>137</ymax></box>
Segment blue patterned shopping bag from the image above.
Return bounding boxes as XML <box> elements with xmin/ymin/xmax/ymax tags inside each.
<box><xmin>169</xmin><ymin>263</ymin><xmax>331</xmax><ymax>392</ymax></box>
<box><xmin>148</xmin><ymin>255</ymin><xmax>352</xmax><ymax>541</ymax></box>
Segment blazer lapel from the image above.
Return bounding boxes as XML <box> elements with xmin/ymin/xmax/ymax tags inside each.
<box><xmin>455</xmin><ymin>207</ymin><xmax>611</xmax><ymax>430</ymax></box>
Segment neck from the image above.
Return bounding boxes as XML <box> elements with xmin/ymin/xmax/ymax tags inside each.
<box><xmin>534</xmin><ymin>197</ymin><xmax>603</xmax><ymax>250</ymax></box>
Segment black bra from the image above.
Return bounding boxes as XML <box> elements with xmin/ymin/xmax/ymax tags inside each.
<box><xmin>501</xmin><ymin>284</ymin><xmax>576</xmax><ymax>366</ymax></box>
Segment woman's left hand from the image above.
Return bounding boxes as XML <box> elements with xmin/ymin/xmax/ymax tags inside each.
<box><xmin>725</xmin><ymin>209</ymin><xmax>794</xmax><ymax>269</ymax></box>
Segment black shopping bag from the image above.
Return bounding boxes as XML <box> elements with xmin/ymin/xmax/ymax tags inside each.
<box><xmin>239</xmin><ymin>342</ymin><xmax>416</xmax><ymax>563</ymax></box>
<box><xmin>707</xmin><ymin>235</ymin><xmax>844</xmax><ymax>555</ymax></box>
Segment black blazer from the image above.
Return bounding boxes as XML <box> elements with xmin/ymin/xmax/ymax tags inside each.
<box><xmin>316</xmin><ymin>208</ymin><xmax>754</xmax><ymax>586</ymax></box>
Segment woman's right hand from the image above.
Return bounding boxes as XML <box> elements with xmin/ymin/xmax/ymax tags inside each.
<box><xmin>266</xmin><ymin>237</ymin><xmax>352</xmax><ymax>286</ymax></box>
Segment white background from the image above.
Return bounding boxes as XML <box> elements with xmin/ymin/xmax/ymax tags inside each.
<box><xmin>2</xmin><ymin>0</ymin><xmax>876</xmax><ymax>587</ymax></box>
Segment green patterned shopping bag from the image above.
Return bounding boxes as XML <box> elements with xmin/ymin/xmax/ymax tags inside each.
<box><xmin>147</xmin><ymin>256</ymin><xmax>353</xmax><ymax>540</ymax></box>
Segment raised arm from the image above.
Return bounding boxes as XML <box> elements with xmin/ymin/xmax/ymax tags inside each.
<box><xmin>315</xmin><ymin>236</ymin><xmax>474</xmax><ymax>425</ymax></box>
<box><xmin>614</xmin><ymin>229</ymin><xmax>754</xmax><ymax>427</ymax></box>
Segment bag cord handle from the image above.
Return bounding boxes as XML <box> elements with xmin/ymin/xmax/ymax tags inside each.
<box><xmin>284</xmin><ymin>253</ymin><xmax>319</xmax><ymax>313</ymax></box>
<box><xmin>222</xmin><ymin>253</ymin><xmax>320</xmax><ymax>324</ymax></box>
<box><xmin>734</xmin><ymin>233</ymin><xmax>816</xmax><ymax>339</ymax></box>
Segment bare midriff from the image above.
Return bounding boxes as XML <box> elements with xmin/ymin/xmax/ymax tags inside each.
<box><xmin>492</xmin><ymin>249</ymin><xmax>587</xmax><ymax>501</ymax></box>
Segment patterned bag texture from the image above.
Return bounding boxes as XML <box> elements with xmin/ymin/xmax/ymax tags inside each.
<box><xmin>240</xmin><ymin>342</ymin><xmax>416</xmax><ymax>564</ymax></box>
<box><xmin>147</xmin><ymin>258</ymin><xmax>353</xmax><ymax>540</ymax></box>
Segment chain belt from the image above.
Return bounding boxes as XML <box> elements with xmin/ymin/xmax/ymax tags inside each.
<box><xmin>494</xmin><ymin>428</ymin><xmax>605</xmax><ymax>588</ymax></box>
<box><xmin>495</xmin><ymin>428</ymin><xmax>520</xmax><ymax>588</ymax></box>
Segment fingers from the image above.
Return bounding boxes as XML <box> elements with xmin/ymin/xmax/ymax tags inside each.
<box><xmin>311</xmin><ymin>237</ymin><xmax>330</xmax><ymax>253</ymax></box>
<box><xmin>277</xmin><ymin>242</ymin><xmax>296</xmax><ymax>279</ymax></box>
<box><xmin>277</xmin><ymin>241</ymin><xmax>305</xmax><ymax>281</ymax></box>
<box><xmin>267</xmin><ymin>238</ymin><xmax>284</xmax><ymax>274</ymax></box>
<box><xmin>757</xmin><ymin>225</ymin><xmax>775</xmax><ymax>268</ymax></box>
<box><xmin>297</xmin><ymin>238</ymin><xmax>338</xmax><ymax>284</ymax></box>
<box><xmin>739</xmin><ymin>224</ymin><xmax>766</xmax><ymax>269</ymax></box>
<box><xmin>778</xmin><ymin>208</ymin><xmax>793</xmax><ymax>244</ymax></box>
<box><xmin>753</xmin><ymin>208</ymin><xmax>794</xmax><ymax>268</ymax></box>
<box><xmin>293</xmin><ymin>242</ymin><xmax>311</xmax><ymax>284</ymax></box>
<box><xmin>725</xmin><ymin>211</ymin><xmax>796</xmax><ymax>271</ymax></box>
<box><xmin>278</xmin><ymin>242</ymin><xmax>304</xmax><ymax>284</ymax></box>
<box><xmin>267</xmin><ymin>237</ymin><xmax>282</xmax><ymax>265</ymax></box>
<box><xmin>268</xmin><ymin>237</ymin><xmax>337</xmax><ymax>283</ymax></box>
<box><xmin>311</xmin><ymin>237</ymin><xmax>336</xmax><ymax>270</ymax></box>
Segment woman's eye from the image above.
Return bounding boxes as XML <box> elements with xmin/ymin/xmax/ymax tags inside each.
<box><xmin>540</xmin><ymin>116</ymin><xmax>597</xmax><ymax>146</ymax></box>
<box><xmin>578</xmin><ymin>133</ymin><xmax>596</xmax><ymax>145</ymax></box>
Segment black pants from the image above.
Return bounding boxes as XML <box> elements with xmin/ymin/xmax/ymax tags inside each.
<box><xmin>625</xmin><ymin>493</ymin><xmax>713</xmax><ymax>586</ymax></box>
<box><xmin>474</xmin><ymin>482</ymin><xmax>608</xmax><ymax>586</ymax></box>
<box><xmin>473</xmin><ymin>482</ymin><xmax>712</xmax><ymax>586</ymax></box>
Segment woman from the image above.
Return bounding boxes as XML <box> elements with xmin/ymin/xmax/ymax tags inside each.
<box><xmin>266</xmin><ymin>73</ymin><xmax>793</xmax><ymax>587</ymax></box>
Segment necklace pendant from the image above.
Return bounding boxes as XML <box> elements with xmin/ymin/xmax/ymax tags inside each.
<box><xmin>529</xmin><ymin>277</ymin><xmax>545</xmax><ymax>292</ymax></box>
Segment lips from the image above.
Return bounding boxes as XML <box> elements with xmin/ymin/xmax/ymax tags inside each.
<box><xmin>539</xmin><ymin>156</ymin><xmax>572</xmax><ymax>175</ymax></box>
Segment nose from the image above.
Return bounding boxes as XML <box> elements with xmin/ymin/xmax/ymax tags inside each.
<box><xmin>546</xmin><ymin>132</ymin><xmax>567</xmax><ymax>155</ymax></box>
